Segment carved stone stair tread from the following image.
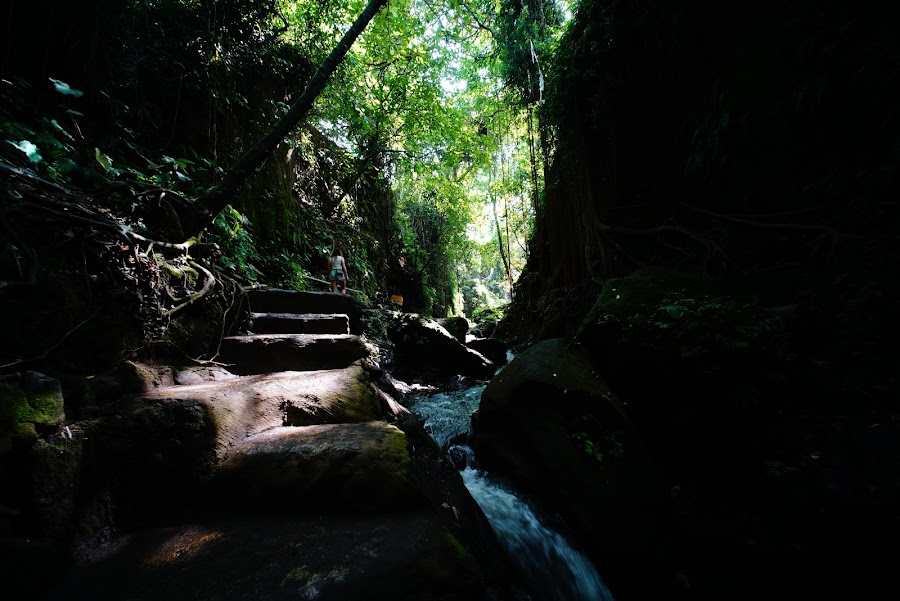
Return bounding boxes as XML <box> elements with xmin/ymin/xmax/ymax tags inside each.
<box><xmin>213</xmin><ymin>421</ymin><xmax>426</xmax><ymax>510</ymax></box>
<box><xmin>247</xmin><ymin>289</ymin><xmax>362</xmax><ymax>333</ymax></box>
<box><xmin>220</xmin><ymin>334</ymin><xmax>368</xmax><ymax>375</ymax></box>
<box><xmin>249</xmin><ymin>312</ymin><xmax>350</xmax><ymax>335</ymax></box>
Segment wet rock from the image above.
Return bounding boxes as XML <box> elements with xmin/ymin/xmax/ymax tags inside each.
<box><xmin>466</xmin><ymin>338</ymin><xmax>508</xmax><ymax>367</ymax></box>
<box><xmin>387</xmin><ymin>314</ymin><xmax>493</xmax><ymax>379</ymax></box>
<box><xmin>471</xmin><ymin>338</ymin><xmax>673</xmax><ymax>599</ymax></box>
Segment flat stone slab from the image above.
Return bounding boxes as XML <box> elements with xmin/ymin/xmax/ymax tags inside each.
<box><xmin>214</xmin><ymin>422</ymin><xmax>426</xmax><ymax>511</ymax></box>
<box><xmin>249</xmin><ymin>312</ymin><xmax>350</xmax><ymax>335</ymax></box>
<box><xmin>248</xmin><ymin>289</ymin><xmax>362</xmax><ymax>333</ymax></box>
<box><xmin>219</xmin><ymin>334</ymin><xmax>368</xmax><ymax>375</ymax></box>
<box><xmin>137</xmin><ymin>366</ymin><xmax>384</xmax><ymax>458</ymax></box>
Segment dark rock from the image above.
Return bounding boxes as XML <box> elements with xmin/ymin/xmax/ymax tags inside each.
<box><xmin>436</xmin><ymin>317</ymin><xmax>469</xmax><ymax>342</ymax></box>
<box><xmin>39</xmin><ymin>513</ymin><xmax>502</xmax><ymax>601</ymax></box>
<box><xmin>575</xmin><ymin>266</ymin><xmax>786</xmax><ymax>461</ymax></box>
<box><xmin>471</xmin><ymin>338</ymin><xmax>674</xmax><ymax>599</ymax></box>
<box><xmin>466</xmin><ymin>338</ymin><xmax>508</xmax><ymax>366</ymax></box>
<box><xmin>219</xmin><ymin>334</ymin><xmax>368</xmax><ymax>375</ymax></box>
<box><xmin>387</xmin><ymin>314</ymin><xmax>493</xmax><ymax>378</ymax></box>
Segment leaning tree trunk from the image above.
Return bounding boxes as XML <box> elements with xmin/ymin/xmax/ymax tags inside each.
<box><xmin>182</xmin><ymin>0</ymin><xmax>389</xmax><ymax>237</ymax></box>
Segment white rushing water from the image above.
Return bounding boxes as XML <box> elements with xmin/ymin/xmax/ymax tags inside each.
<box><xmin>409</xmin><ymin>384</ymin><xmax>614</xmax><ymax>601</ymax></box>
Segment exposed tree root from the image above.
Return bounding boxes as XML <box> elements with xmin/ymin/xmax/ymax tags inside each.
<box><xmin>161</xmin><ymin>260</ymin><xmax>216</xmax><ymax>317</ymax></box>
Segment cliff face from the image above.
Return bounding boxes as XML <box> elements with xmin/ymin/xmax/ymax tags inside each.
<box><xmin>510</xmin><ymin>0</ymin><xmax>899</xmax><ymax>355</ymax></box>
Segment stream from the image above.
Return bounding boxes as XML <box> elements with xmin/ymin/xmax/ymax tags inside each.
<box><xmin>407</xmin><ymin>381</ymin><xmax>615</xmax><ymax>601</ymax></box>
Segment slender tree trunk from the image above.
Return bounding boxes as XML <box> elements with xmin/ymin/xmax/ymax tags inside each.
<box><xmin>184</xmin><ymin>0</ymin><xmax>389</xmax><ymax>237</ymax></box>
<box><xmin>492</xmin><ymin>196</ymin><xmax>513</xmax><ymax>296</ymax></box>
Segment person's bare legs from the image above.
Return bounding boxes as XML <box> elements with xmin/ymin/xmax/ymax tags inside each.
<box><xmin>331</xmin><ymin>280</ymin><xmax>337</xmax><ymax>293</ymax></box>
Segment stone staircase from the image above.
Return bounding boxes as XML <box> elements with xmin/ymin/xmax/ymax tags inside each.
<box><xmin>219</xmin><ymin>290</ymin><xmax>368</xmax><ymax>375</ymax></box>
<box><xmin>35</xmin><ymin>289</ymin><xmax>509</xmax><ymax>600</ymax></box>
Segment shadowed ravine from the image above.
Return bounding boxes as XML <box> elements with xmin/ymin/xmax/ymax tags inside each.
<box><xmin>409</xmin><ymin>382</ymin><xmax>614</xmax><ymax>601</ymax></box>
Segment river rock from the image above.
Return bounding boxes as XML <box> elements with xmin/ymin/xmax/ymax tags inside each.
<box><xmin>387</xmin><ymin>314</ymin><xmax>494</xmax><ymax>378</ymax></box>
<box><xmin>436</xmin><ymin>317</ymin><xmax>469</xmax><ymax>342</ymax></box>
<box><xmin>0</xmin><ymin>371</ymin><xmax>65</xmax><ymax>453</ymax></box>
<box><xmin>465</xmin><ymin>338</ymin><xmax>508</xmax><ymax>366</ymax></box>
<box><xmin>471</xmin><ymin>338</ymin><xmax>673</xmax><ymax>599</ymax></box>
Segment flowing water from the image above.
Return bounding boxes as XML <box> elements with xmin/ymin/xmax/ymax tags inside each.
<box><xmin>408</xmin><ymin>383</ymin><xmax>615</xmax><ymax>601</ymax></box>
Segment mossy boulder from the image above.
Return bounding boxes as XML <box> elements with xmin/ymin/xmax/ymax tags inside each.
<box><xmin>576</xmin><ymin>267</ymin><xmax>786</xmax><ymax>459</ymax></box>
<box><xmin>471</xmin><ymin>338</ymin><xmax>674</xmax><ymax>599</ymax></box>
<box><xmin>578</xmin><ymin>267</ymin><xmax>780</xmax><ymax>356</ymax></box>
<box><xmin>0</xmin><ymin>372</ymin><xmax>65</xmax><ymax>453</ymax></box>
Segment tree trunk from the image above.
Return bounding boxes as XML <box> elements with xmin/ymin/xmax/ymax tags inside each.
<box><xmin>183</xmin><ymin>0</ymin><xmax>389</xmax><ymax>237</ymax></box>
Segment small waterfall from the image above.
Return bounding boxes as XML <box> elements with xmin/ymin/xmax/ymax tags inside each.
<box><xmin>408</xmin><ymin>384</ymin><xmax>614</xmax><ymax>601</ymax></box>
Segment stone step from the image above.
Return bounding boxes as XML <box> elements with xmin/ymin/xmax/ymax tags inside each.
<box><xmin>214</xmin><ymin>421</ymin><xmax>426</xmax><ymax>510</ymax></box>
<box><xmin>249</xmin><ymin>312</ymin><xmax>350</xmax><ymax>335</ymax></box>
<box><xmin>247</xmin><ymin>289</ymin><xmax>362</xmax><ymax>333</ymax></box>
<box><xmin>220</xmin><ymin>334</ymin><xmax>368</xmax><ymax>375</ymax></box>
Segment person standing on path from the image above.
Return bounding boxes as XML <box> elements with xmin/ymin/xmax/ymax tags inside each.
<box><xmin>328</xmin><ymin>249</ymin><xmax>349</xmax><ymax>294</ymax></box>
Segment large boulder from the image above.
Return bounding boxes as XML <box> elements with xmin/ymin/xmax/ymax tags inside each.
<box><xmin>0</xmin><ymin>372</ymin><xmax>65</xmax><ymax>453</ymax></box>
<box><xmin>575</xmin><ymin>266</ymin><xmax>786</xmax><ymax>460</ymax></box>
<box><xmin>387</xmin><ymin>314</ymin><xmax>493</xmax><ymax>378</ymax></box>
<box><xmin>471</xmin><ymin>338</ymin><xmax>676</xmax><ymax>599</ymax></box>
<box><xmin>465</xmin><ymin>338</ymin><xmax>508</xmax><ymax>367</ymax></box>
<box><xmin>436</xmin><ymin>317</ymin><xmax>469</xmax><ymax>342</ymax></box>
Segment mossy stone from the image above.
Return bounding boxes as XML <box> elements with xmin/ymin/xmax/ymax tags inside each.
<box><xmin>0</xmin><ymin>372</ymin><xmax>65</xmax><ymax>453</ymax></box>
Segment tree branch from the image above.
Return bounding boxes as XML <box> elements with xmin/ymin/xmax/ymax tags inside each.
<box><xmin>187</xmin><ymin>0</ymin><xmax>390</xmax><ymax>235</ymax></box>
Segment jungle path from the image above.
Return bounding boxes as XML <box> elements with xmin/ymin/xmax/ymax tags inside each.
<box><xmin>38</xmin><ymin>290</ymin><xmax>511</xmax><ymax>601</ymax></box>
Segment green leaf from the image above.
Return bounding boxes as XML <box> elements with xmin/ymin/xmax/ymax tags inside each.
<box><xmin>662</xmin><ymin>304</ymin><xmax>688</xmax><ymax>318</ymax></box>
<box><xmin>95</xmin><ymin>147</ymin><xmax>113</xmax><ymax>171</ymax></box>
<box><xmin>49</xmin><ymin>78</ymin><xmax>84</xmax><ymax>97</ymax></box>
<box><xmin>8</xmin><ymin>140</ymin><xmax>42</xmax><ymax>163</ymax></box>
